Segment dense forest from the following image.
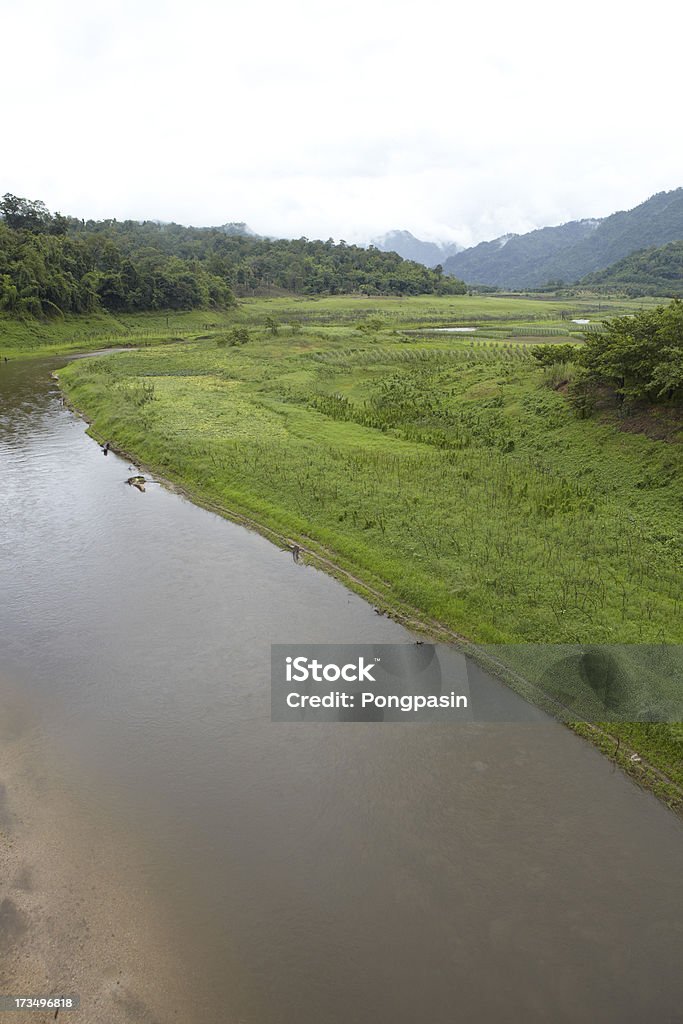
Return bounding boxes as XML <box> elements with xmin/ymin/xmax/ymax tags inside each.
<box><xmin>0</xmin><ymin>194</ymin><xmax>466</xmax><ymax>318</ymax></box>
<box><xmin>443</xmin><ymin>188</ymin><xmax>683</xmax><ymax>288</ymax></box>
<box><xmin>579</xmin><ymin>241</ymin><xmax>683</xmax><ymax>297</ymax></box>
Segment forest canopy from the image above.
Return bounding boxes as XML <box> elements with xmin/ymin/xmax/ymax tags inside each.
<box><xmin>578</xmin><ymin>240</ymin><xmax>683</xmax><ymax>298</ymax></box>
<box><xmin>0</xmin><ymin>194</ymin><xmax>466</xmax><ymax>318</ymax></box>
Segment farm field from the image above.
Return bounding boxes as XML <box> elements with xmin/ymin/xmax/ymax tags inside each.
<box><xmin>56</xmin><ymin>295</ymin><xmax>683</xmax><ymax>804</ymax></box>
<box><xmin>0</xmin><ymin>291</ymin><xmax>664</xmax><ymax>358</ymax></box>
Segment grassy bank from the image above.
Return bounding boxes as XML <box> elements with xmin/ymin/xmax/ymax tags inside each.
<box><xmin>56</xmin><ymin>295</ymin><xmax>683</xmax><ymax>805</ymax></box>
<box><xmin>0</xmin><ymin>309</ymin><xmax>244</xmax><ymax>359</ymax></box>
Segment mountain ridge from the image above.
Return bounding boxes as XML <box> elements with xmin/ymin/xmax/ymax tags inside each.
<box><xmin>442</xmin><ymin>189</ymin><xmax>683</xmax><ymax>288</ymax></box>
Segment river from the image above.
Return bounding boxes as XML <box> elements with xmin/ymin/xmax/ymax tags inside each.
<box><xmin>0</xmin><ymin>354</ymin><xmax>681</xmax><ymax>1023</ymax></box>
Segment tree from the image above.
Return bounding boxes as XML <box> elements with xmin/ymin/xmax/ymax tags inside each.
<box><xmin>230</xmin><ymin>326</ymin><xmax>249</xmax><ymax>345</ymax></box>
<box><xmin>571</xmin><ymin>299</ymin><xmax>683</xmax><ymax>408</ymax></box>
<box><xmin>1</xmin><ymin>193</ymin><xmax>52</xmax><ymax>232</ymax></box>
<box><xmin>0</xmin><ymin>192</ymin><xmax>466</xmax><ymax>319</ymax></box>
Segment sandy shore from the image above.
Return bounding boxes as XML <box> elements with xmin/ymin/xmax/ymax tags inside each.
<box><xmin>0</xmin><ymin>683</ymin><xmax>196</xmax><ymax>1024</ymax></box>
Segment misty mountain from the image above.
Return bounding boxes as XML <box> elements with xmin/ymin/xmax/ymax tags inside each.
<box><xmin>441</xmin><ymin>220</ymin><xmax>601</xmax><ymax>287</ymax></box>
<box><xmin>371</xmin><ymin>229</ymin><xmax>462</xmax><ymax>268</ymax></box>
<box><xmin>442</xmin><ymin>188</ymin><xmax>683</xmax><ymax>288</ymax></box>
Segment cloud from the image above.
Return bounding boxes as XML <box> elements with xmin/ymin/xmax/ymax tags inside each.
<box><xmin>2</xmin><ymin>0</ymin><xmax>682</xmax><ymax>244</ymax></box>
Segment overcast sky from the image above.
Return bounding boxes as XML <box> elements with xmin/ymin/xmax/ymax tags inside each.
<box><xmin>3</xmin><ymin>0</ymin><xmax>682</xmax><ymax>246</ymax></box>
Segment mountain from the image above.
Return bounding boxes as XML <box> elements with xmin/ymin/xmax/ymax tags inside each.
<box><xmin>441</xmin><ymin>220</ymin><xmax>600</xmax><ymax>287</ymax></box>
<box><xmin>442</xmin><ymin>188</ymin><xmax>683</xmax><ymax>288</ymax></box>
<box><xmin>372</xmin><ymin>229</ymin><xmax>461</xmax><ymax>267</ymax></box>
<box><xmin>578</xmin><ymin>240</ymin><xmax>683</xmax><ymax>297</ymax></box>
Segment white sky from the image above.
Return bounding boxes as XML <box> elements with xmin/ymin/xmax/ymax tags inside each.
<box><xmin>2</xmin><ymin>0</ymin><xmax>682</xmax><ymax>245</ymax></box>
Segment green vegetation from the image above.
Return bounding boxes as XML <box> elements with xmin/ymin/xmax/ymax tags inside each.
<box><xmin>0</xmin><ymin>193</ymin><xmax>465</xmax><ymax>324</ymax></box>
<box><xmin>572</xmin><ymin>300</ymin><xmax>683</xmax><ymax>407</ymax></box>
<box><xmin>0</xmin><ymin>195</ymin><xmax>234</xmax><ymax>317</ymax></box>
<box><xmin>2</xmin><ymin>290</ymin><xmax>659</xmax><ymax>360</ymax></box>
<box><xmin>579</xmin><ymin>240</ymin><xmax>683</xmax><ymax>297</ymax></box>
<box><xmin>530</xmin><ymin>300</ymin><xmax>683</xmax><ymax>414</ymax></box>
<box><xmin>0</xmin><ymin>308</ymin><xmax>237</xmax><ymax>359</ymax></box>
<box><xmin>59</xmin><ymin>322</ymin><xmax>682</xmax><ymax>647</ymax></box>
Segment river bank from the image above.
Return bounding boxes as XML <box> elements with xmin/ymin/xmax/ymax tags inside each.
<box><xmin>55</xmin><ymin>322</ymin><xmax>683</xmax><ymax>811</ymax></box>
<box><xmin>69</xmin><ymin>414</ymin><xmax>683</xmax><ymax>813</ymax></box>
<box><xmin>0</xmin><ymin>309</ymin><xmax>239</xmax><ymax>361</ymax></box>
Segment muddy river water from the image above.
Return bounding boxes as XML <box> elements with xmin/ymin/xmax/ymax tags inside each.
<box><xmin>0</xmin><ymin>354</ymin><xmax>681</xmax><ymax>1023</ymax></box>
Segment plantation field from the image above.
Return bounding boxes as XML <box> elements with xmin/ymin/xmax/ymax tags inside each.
<box><xmin>0</xmin><ymin>292</ymin><xmax>663</xmax><ymax>358</ymax></box>
<box><xmin>56</xmin><ymin>295</ymin><xmax>683</xmax><ymax>802</ymax></box>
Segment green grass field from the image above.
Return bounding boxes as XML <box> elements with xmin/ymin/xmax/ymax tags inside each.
<box><xmin>0</xmin><ymin>292</ymin><xmax>662</xmax><ymax>358</ymax></box>
<box><xmin>37</xmin><ymin>295</ymin><xmax>683</xmax><ymax>807</ymax></box>
<box><xmin>0</xmin><ymin>309</ymin><xmax>233</xmax><ymax>358</ymax></box>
